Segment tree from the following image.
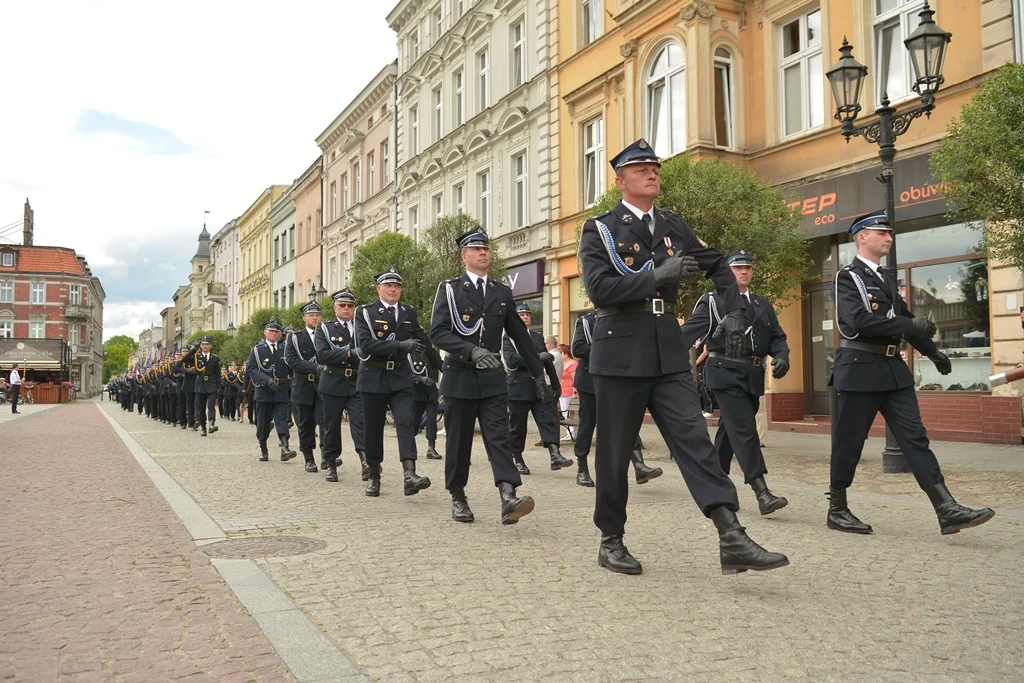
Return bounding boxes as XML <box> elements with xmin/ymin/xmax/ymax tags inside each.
<box><xmin>102</xmin><ymin>335</ymin><xmax>139</xmax><ymax>383</ymax></box>
<box><xmin>931</xmin><ymin>63</ymin><xmax>1024</xmax><ymax>271</ymax></box>
<box><xmin>349</xmin><ymin>232</ymin><xmax>440</xmax><ymax>315</ymax></box>
<box><xmin>584</xmin><ymin>156</ymin><xmax>809</xmax><ymax>313</ymax></box>
<box><xmin>185</xmin><ymin>330</ymin><xmax>232</xmax><ymax>356</ymax></box>
<box><xmin>423</xmin><ymin>213</ymin><xmax>509</xmax><ymax>282</ymax></box>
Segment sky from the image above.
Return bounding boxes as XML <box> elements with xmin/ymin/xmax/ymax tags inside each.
<box><xmin>0</xmin><ymin>1</ymin><xmax>398</xmax><ymax>340</ymax></box>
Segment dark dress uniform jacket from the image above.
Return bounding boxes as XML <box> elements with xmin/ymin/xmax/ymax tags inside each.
<box><xmin>176</xmin><ymin>346</ymin><xmax>199</xmax><ymax>393</ymax></box>
<box><xmin>430</xmin><ymin>273</ymin><xmax>543</xmax><ymax>399</ymax></box>
<box><xmin>410</xmin><ymin>347</ymin><xmax>442</xmax><ymax>403</ymax></box>
<box><xmin>247</xmin><ymin>341</ymin><xmax>291</xmax><ymax>404</ymax></box>
<box><xmin>354</xmin><ymin>299</ymin><xmax>430</xmax><ymax>394</ymax></box>
<box><xmin>681</xmin><ymin>292</ymin><xmax>789</xmax><ymax>397</ymax></box>
<box><xmin>285</xmin><ymin>328</ymin><xmax>320</xmax><ymax>406</ymax></box>
<box><xmin>571</xmin><ymin>312</ymin><xmax>596</xmax><ymax>395</ymax></box>
<box><xmin>314</xmin><ymin>319</ymin><xmax>360</xmax><ymax>397</ymax></box>
<box><xmin>502</xmin><ymin>329</ymin><xmax>561</xmax><ymax>401</ymax></box>
<box><xmin>831</xmin><ymin>258</ymin><xmax>938</xmax><ymax>392</ymax></box>
<box><xmin>579</xmin><ymin>202</ymin><xmax>743</xmax><ymax>377</ymax></box>
<box><xmin>193</xmin><ymin>353</ymin><xmax>221</xmax><ymax>394</ymax></box>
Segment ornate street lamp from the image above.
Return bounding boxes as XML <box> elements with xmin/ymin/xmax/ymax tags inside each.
<box><xmin>226</xmin><ymin>323</ymin><xmax>236</xmax><ymax>337</ymax></box>
<box><xmin>826</xmin><ymin>1</ymin><xmax>951</xmax><ymax>474</ymax></box>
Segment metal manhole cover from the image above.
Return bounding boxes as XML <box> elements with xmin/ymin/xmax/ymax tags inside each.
<box><xmin>200</xmin><ymin>536</ymin><xmax>327</xmax><ymax>559</ymax></box>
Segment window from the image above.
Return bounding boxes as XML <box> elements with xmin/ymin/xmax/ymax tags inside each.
<box><xmin>381</xmin><ymin>141</ymin><xmax>390</xmax><ymax>182</ymax></box>
<box><xmin>780</xmin><ymin>8</ymin><xmax>824</xmax><ymax>137</ymax></box>
<box><xmin>410</xmin><ymin>106</ymin><xmax>420</xmax><ymax>155</ymax></box>
<box><xmin>0</xmin><ymin>281</ymin><xmax>11</xmax><ymax>303</ymax></box>
<box><xmin>274</xmin><ymin>237</ymin><xmax>280</xmax><ymax>267</ymax></box>
<box><xmin>511</xmin><ymin>19</ymin><xmax>526</xmax><ymax>89</ymax></box>
<box><xmin>410</xmin><ymin>28</ymin><xmax>421</xmax><ymax>62</ymax></box>
<box><xmin>432</xmin><ymin>85</ymin><xmax>443</xmax><ymax>141</ymax></box>
<box><xmin>0</xmin><ymin>322</ymin><xmax>11</xmax><ymax>339</ymax></box>
<box><xmin>409</xmin><ymin>206</ymin><xmax>419</xmax><ymax>242</ymax></box>
<box><xmin>454</xmin><ymin>182</ymin><xmax>465</xmax><ymax>214</ymax></box>
<box><xmin>68</xmin><ymin>325</ymin><xmax>80</xmax><ymax>346</ymax></box>
<box><xmin>433</xmin><ymin>6</ymin><xmax>443</xmax><ymax>42</ymax></box>
<box><xmin>513</xmin><ymin>152</ymin><xmax>527</xmax><ymax>228</ymax></box>
<box><xmin>353</xmin><ymin>162</ymin><xmax>362</xmax><ymax>203</ymax></box>
<box><xmin>477</xmin><ymin>50</ymin><xmax>490</xmax><ymax>110</ymax></box>
<box><xmin>582</xmin><ymin>0</ymin><xmax>603</xmax><ymax>46</ymax></box>
<box><xmin>29</xmin><ymin>322</ymin><xmax>44</xmax><ymax>338</ymax></box>
<box><xmin>1</xmin><ymin>253</ymin><xmax>12</xmax><ymax>266</ymax></box>
<box><xmin>289</xmin><ymin>226</ymin><xmax>295</xmax><ymax>259</ymax></box>
<box><xmin>330</xmin><ymin>181</ymin><xmax>337</xmax><ymax>221</ymax></box>
<box><xmin>432</xmin><ymin>193</ymin><xmax>443</xmax><ymax>222</ymax></box>
<box><xmin>582</xmin><ymin>117</ymin><xmax>605</xmax><ymax>207</ymax></box>
<box><xmin>455</xmin><ymin>0</ymin><xmax>464</xmax><ymax>17</ymax></box>
<box><xmin>646</xmin><ymin>42</ymin><xmax>686</xmax><ymax>158</ymax></box>
<box><xmin>453</xmin><ymin>69</ymin><xmax>465</xmax><ymax>127</ymax></box>
<box><xmin>477</xmin><ymin>170</ymin><xmax>490</xmax><ymax>229</ymax></box>
<box><xmin>368</xmin><ymin>151</ymin><xmax>375</xmax><ymax>195</ymax></box>
<box><xmin>30</xmin><ymin>281</ymin><xmax>45</xmax><ymax>304</ymax></box>
<box><xmin>274</xmin><ymin>291</ymin><xmax>280</xmax><ymax>308</ymax></box>
<box><xmin>714</xmin><ymin>47</ymin><xmax>735</xmax><ymax>148</ymax></box>
<box><xmin>342</xmin><ymin>173</ymin><xmax>350</xmax><ymax>210</ymax></box>
<box><xmin>873</xmin><ymin>0</ymin><xmax>926</xmax><ymax>103</ymax></box>
<box><xmin>289</xmin><ymin>283</ymin><xmax>294</xmax><ymax>307</ymax></box>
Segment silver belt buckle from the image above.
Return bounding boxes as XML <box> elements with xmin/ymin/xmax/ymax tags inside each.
<box><xmin>386</xmin><ymin>360</ymin><xmax>395</xmax><ymax>370</ymax></box>
<box><xmin>308</xmin><ymin>374</ymin><xmax>317</xmax><ymax>382</ymax></box>
<box><xmin>885</xmin><ymin>345</ymin><xmax>897</xmax><ymax>357</ymax></box>
<box><xmin>651</xmin><ymin>298</ymin><xmax>665</xmax><ymax>315</ymax></box>
<box><xmin>344</xmin><ymin>369</ymin><xmax>353</xmax><ymax>377</ymax></box>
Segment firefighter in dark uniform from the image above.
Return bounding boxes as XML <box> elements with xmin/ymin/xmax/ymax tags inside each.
<box><xmin>314</xmin><ymin>288</ymin><xmax>367</xmax><ymax>483</ymax></box>
<box><xmin>828</xmin><ymin>211</ymin><xmax>994</xmax><ymax>535</ymax></box>
<box><xmin>159</xmin><ymin>361</ymin><xmax>173</xmax><ymax>423</ymax></box>
<box><xmin>429</xmin><ymin>229</ymin><xmax>551</xmax><ymax>524</ymax></box>
<box><xmin>225</xmin><ymin>362</ymin><xmax>240</xmax><ymax>421</ymax></box>
<box><xmin>193</xmin><ymin>336</ymin><xmax>220</xmax><ymax>436</ymax></box>
<box><xmin>177</xmin><ymin>341</ymin><xmax>200</xmax><ymax>430</ymax></box>
<box><xmin>217</xmin><ymin>367</ymin><xmax>229</xmax><ymax>420</ymax></box>
<box><xmin>571</xmin><ymin>311</ymin><xmax>663</xmax><ymax>487</ymax></box>
<box><xmin>579</xmin><ymin>139</ymin><xmax>788</xmax><ymax>576</ymax></box>
<box><xmin>681</xmin><ymin>249</ymin><xmax>791</xmax><ymax>514</ymax></box>
<box><xmin>502</xmin><ymin>303</ymin><xmax>573</xmax><ymax>475</ymax></box>
<box><xmin>242</xmin><ymin>362</ymin><xmax>256</xmax><ymax>425</ymax></box>
<box><xmin>133</xmin><ymin>368</ymin><xmax>143</xmax><ymax>413</ymax></box>
<box><xmin>410</xmin><ymin>343</ymin><xmax>443</xmax><ymax>460</ymax></box>
<box><xmin>354</xmin><ymin>269</ymin><xmax>432</xmax><ymax>498</ymax></box>
<box><xmin>171</xmin><ymin>350</ymin><xmax>187</xmax><ymax>429</ymax></box>
<box><xmin>248</xmin><ymin>320</ymin><xmax>297</xmax><ymax>462</ymax></box>
<box><xmin>286</xmin><ymin>300</ymin><xmax>327</xmax><ymax>474</ymax></box>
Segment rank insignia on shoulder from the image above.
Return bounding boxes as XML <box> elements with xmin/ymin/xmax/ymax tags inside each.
<box><xmin>624</xmin><ymin>256</ymin><xmax>634</xmax><ymax>266</ymax></box>
<box><xmin>633</xmin><ymin>243</ymin><xmax>640</xmax><ymax>252</ymax></box>
<box><xmin>622</xmin><ymin>213</ymin><xmax>633</xmax><ymax>224</ymax></box>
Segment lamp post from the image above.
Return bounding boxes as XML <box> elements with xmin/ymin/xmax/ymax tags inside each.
<box><xmin>309</xmin><ymin>281</ymin><xmax>327</xmax><ymax>303</ymax></box>
<box><xmin>826</xmin><ymin>1</ymin><xmax>951</xmax><ymax>474</ymax></box>
<box><xmin>226</xmin><ymin>323</ymin><xmax>236</xmax><ymax>337</ymax></box>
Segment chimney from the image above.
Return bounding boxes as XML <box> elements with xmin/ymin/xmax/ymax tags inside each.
<box><xmin>23</xmin><ymin>198</ymin><xmax>34</xmax><ymax>246</ymax></box>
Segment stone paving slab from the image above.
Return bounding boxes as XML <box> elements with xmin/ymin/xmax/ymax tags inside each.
<box><xmin>0</xmin><ymin>401</ymin><xmax>59</xmax><ymax>427</ymax></box>
<box><xmin>0</xmin><ymin>402</ymin><xmax>294</xmax><ymax>682</ymax></box>
<box><xmin>100</xmin><ymin>400</ymin><xmax>1024</xmax><ymax>682</ymax></box>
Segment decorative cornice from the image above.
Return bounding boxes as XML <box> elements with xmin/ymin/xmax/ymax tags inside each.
<box><xmin>680</xmin><ymin>0</ymin><xmax>716</xmax><ymax>22</ymax></box>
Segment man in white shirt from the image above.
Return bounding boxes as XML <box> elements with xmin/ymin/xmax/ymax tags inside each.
<box><xmin>9</xmin><ymin>363</ymin><xmax>21</xmax><ymax>414</ymax></box>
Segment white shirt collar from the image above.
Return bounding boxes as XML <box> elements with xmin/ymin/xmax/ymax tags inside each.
<box><xmin>466</xmin><ymin>271</ymin><xmax>488</xmax><ymax>287</ymax></box>
<box><xmin>306</xmin><ymin>326</ymin><xmax>316</xmax><ymax>338</ymax></box>
<box><xmin>856</xmin><ymin>255</ymin><xmax>885</xmax><ymax>279</ymax></box>
<box><xmin>621</xmin><ymin>200</ymin><xmax>654</xmax><ymax>223</ymax></box>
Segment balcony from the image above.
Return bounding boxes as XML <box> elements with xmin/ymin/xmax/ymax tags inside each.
<box><xmin>64</xmin><ymin>303</ymin><xmax>92</xmax><ymax>320</ymax></box>
<box><xmin>72</xmin><ymin>343</ymin><xmax>94</xmax><ymax>357</ymax></box>
<box><xmin>206</xmin><ymin>282</ymin><xmax>228</xmax><ymax>306</ymax></box>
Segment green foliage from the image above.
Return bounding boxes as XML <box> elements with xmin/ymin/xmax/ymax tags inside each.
<box><xmin>349</xmin><ymin>232</ymin><xmax>440</xmax><ymax>315</ymax></box>
<box><xmin>185</xmin><ymin>329</ymin><xmax>232</xmax><ymax>355</ymax></box>
<box><xmin>104</xmin><ymin>334</ymin><xmax>138</xmax><ymax>349</ymax></box>
<box><xmin>423</xmin><ymin>213</ymin><xmax>509</xmax><ymax>282</ymax></box>
<box><xmin>101</xmin><ymin>335</ymin><xmax>139</xmax><ymax>382</ymax></box>
<box><xmin>582</xmin><ymin>156</ymin><xmax>809</xmax><ymax>312</ymax></box>
<box><xmin>931</xmin><ymin>63</ymin><xmax>1024</xmax><ymax>271</ymax></box>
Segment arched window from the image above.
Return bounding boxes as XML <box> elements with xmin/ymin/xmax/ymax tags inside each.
<box><xmin>713</xmin><ymin>47</ymin><xmax>734</xmax><ymax>149</ymax></box>
<box><xmin>646</xmin><ymin>42</ymin><xmax>686</xmax><ymax>158</ymax></box>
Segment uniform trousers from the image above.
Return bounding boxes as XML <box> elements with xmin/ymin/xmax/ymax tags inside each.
<box><xmin>831</xmin><ymin>387</ymin><xmax>944</xmax><ymax>491</ymax></box>
<box><xmin>169</xmin><ymin>393</ymin><xmax>178</xmax><ymax>423</ymax></box>
<box><xmin>361</xmin><ymin>388</ymin><xmax>417</xmax><ymax>467</ymax></box>
<box><xmin>293</xmin><ymin>394</ymin><xmax>324</xmax><ymax>455</ymax></box>
<box><xmin>593</xmin><ymin>372</ymin><xmax>739</xmax><ymax>537</ymax></box>
<box><xmin>320</xmin><ymin>393</ymin><xmax>366</xmax><ymax>461</ymax></box>
<box><xmin>712</xmin><ymin>386</ymin><xmax>768</xmax><ymax>483</ymax></box>
<box><xmin>573</xmin><ymin>390</ymin><xmax>642</xmax><ymax>459</ymax></box>
<box><xmin>196</xmin><ymin>393</ymin><xmax>217</xmax><ymax>427</ymax></box>
<box><xmin>508</xmin><ymin>398</ymin><xmax>561</xmax><ymax>453</ymax></box>
<box><xmin>247</xmin><ymin>395</ymin><xmax>255</xmax><ymax>423</ymax></box>
<box><xmin>444</xmin><ymin>396</ymin><xmax>521</xmax><ymax>492</ymax></box>
<box><xmin>412</xmin><ymin>399</ymin><xmax>438</xmax><ymax>441</ymax></box>
<box><xmin>181</xmin><ymin>391</ymin><xmax>195</xmax><ymax>427</ymax></box>
<box><xmin>224</xmin><ymin>395</ymin><xmax>237</xmax><ymax>421</ymax></box>
<box><xmin>255</xmin><ymin>401</ymin><xmax>291</xmax><ymax>443</ymax></box>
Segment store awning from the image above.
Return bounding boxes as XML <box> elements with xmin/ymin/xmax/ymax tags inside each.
<box><xmin>0</xmin><ymin>339</ymin><xmax>69</xmax><ymax>370</ymax></box>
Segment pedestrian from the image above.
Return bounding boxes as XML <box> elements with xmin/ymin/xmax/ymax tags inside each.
<box><xmin>9</xmin><ymin>363</ymin><xmax>21</xmax><ymax>414</ymax></box>
<box><xmin>681</xmin><ymin>249</ymin><xmax>791</xmax><ymax>516</ymax></box>
<box><xmin>248</xmin><ymin>321</ymin><xmax>297</xmax><ymax>462</ymax></box>
<box><xmin>286</xmin><ymin>300</ymin><xmax>327</xmax><ymax>474</ymax></box>
<box><xmin>558</xmin><ymin>344</ymin><xmax>577</xmax><ymax>441</ymax></box>
<box><xmin>193</xmin><ymin>337</ymin><xmax>221</xmax><ymax>437</ymax></box>
<box><xmin>545</xmin><ymin>335</ymin><xmax>564</xmax><ymax>381</ymax></box>
<box><xmin>827</xmin><ymin>211</ymin><xmax>994</xmax><ymax>535</ymax></box>
<box><xmin>578</xmin><ymin>138</ymin><xmax>788</xmax><ymax>575</ymax></box>
<box><xmin>430</xmin><ymin>228</ymin><xmax>551</xmax><ymax>524</ymax></box>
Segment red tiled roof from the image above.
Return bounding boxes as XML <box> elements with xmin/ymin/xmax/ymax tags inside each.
<box><xmin>0</xmin><ymin>246</ymin><xmax>84</xmax><ymax>276</ymax></box>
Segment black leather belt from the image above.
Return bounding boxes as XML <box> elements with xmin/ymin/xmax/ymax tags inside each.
<box><xmin>708</xmin><ymin>351</ymin><xmax>765</xmax><ymax>366</ymax></box>
<box><xmin>327</xmin><ymin>367</ymin><xmax>355</xmax><ymax>377</ymax></box>
<box><xmin>306</xmin><ymin>374</ymin><xmax>317</xmax><ymax>382</ymax></box>
<box><xmin>595</xmin><ymin>299</ymin><xmax>677</xmax><ymax>317</ymax></box>
<box><xmin>363</xmin><ymin>359</ymin><xmax>406</xmax><ymax>371</ymax></box>
<box><xmin>839</xmin><ymin>339</ymin><xmax>899</xmax><ymax>357</ymax></box>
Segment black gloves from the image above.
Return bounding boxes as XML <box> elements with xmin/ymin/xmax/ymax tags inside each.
<box><xmin>398</xmin><ymin>339</ymin><xmax>426</xmax><ymax>355</ymax></box>
<box><xmin>771</xmin><ymin>357</ymin><xmax>790</xmax><ymax>379</ymax></box>
<box><xmin>470</xmin><ymin>347</ymin><xmax>503</xmax><ymax>369</ymax></box>
<box><xmin>533</xmin><ymin>375</ymin><xmax>554</xmax><ymax>402</ymax></box>
<box><xmin>653</xmin><ymin>255</ymin><xmax>701</xmax><ymax>288</ymax></box>
<box><xmin>267</xmin><ymin>378</ymin><xmax>280</xmax><ymax>392</ymax></box>
<box><xmin>929</xmin><ymin>352</ymin><xmax>952</xmax><ymax>375</ymax></box>
<box><xmin>911</xmin><ymin>317</ymin><xmax>938</xmax><ymax>337</ymax></box>
<box><xmin>713</xmin><ymin>310</ymin><xmax>747</xmax><ymax>357</ymax></box>
<box><xmin>415</xmin><ymin>376</ymin><xmax>436</xmax><ymax>387</ymax></box>
<box><xmin>315</xmin><ymin>364</ymin><xmax>327</xmax><ymax>375</ymax></box>
<box><xmin>539</xmin><ymin>351</ymin><xmax>555</xmax><ymax>362</ymax></box>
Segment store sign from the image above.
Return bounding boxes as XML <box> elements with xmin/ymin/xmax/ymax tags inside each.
<box><xmin>506</xmin><ymin>260</ymin><xmax>545</xmax><ymax>297</ymax></box>
<box><xmin>784</xmin><ymin>153</ymin><xmax>949</xmax><ymax>238</ymax></box>
<box><xmin>568</xmin><ymin>277</ymin><xmax>592</xmax><ymax>311</ymax></box>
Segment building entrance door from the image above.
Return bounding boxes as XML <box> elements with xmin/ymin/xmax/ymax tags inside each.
<box><xmin>803</xmin><ymin>283</ymin><xmax>834</xmax><ymax>415</ymax></box>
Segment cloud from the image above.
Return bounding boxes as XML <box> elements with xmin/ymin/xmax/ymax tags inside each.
<box><xmin>72</xmin><ymin>109</ymin><xmax>193</xmax><ymax>155</ymax></box>
<box><xmin>157</xmin><ymin>262</ymin><xmax>175</xmax><ymax>272</ymax></box>
<box><xmin>103</xmin><ymin>301</ymin><xmax>166</xmax><ymax>341</ymax></box>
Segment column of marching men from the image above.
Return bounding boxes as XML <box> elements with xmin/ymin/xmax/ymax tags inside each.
<box><xmin>107</xmin><ymin>138</ymin><xmax>997</xmax><ymax>578</ymax></box>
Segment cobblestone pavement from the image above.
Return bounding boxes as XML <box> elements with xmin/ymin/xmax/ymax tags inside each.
<box><xmin>100</xmin><ymin>400</ymin><xmax>1024</xmax><ymax>682</ymax></box>
<box><xmin>0</xmin><ymin>402</ymin><xmax>293</xmax><ymax>682</ymax></box>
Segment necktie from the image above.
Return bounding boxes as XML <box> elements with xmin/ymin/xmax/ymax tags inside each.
<box><xmin>270</xmin><ymin>344</ymin><xmax>276</xmax><ymax>354</ymax></box>
<box><xmin>643</xmin><ymin>213</ymin><xmax>653</xmax><ymax>235</ymax></box>
<box><xmin>390</xmin><ymin>306</ymin><xmax>398</xmax><ymax>322</ymax></box>
<box><xmin>477</xmin><ymin>278</ymin><xmax>485</xmax><ymax>301</ymax></box>
<box><xmin>345</xmin><ymin>322</ymin><xmax>351</xmax><ymax>337</ymax></box>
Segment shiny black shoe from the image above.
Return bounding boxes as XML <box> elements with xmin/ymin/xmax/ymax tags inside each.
<box><xmin>402</xmin><ymin>460</ymin><xmax>431</xmax><ymax>496</ymax></box>
<box><xmin>425</xmin><ymin>441</ymin><xmax>442</xmax><ymax>460</ymax></box>
<box><xmin>498</xmin><ymin>482</ymin><xmax>534</xmax><ymax>525</ymax></box>
<box><xmin>513</xmin><ymin>453</ymin><xmax>531</xmax><ymax>476</ymax></box>
<box><xmin>631</xmin><ymin>448</ymin><xmax>663</xmax><ymax>485</ymax></box>
<box><xmin>209</xmin><ymin>424</ymin><xmax>218</xmax><ymax>434</ymax></box>
<box><xmin>925</xmin><ymin>483</ymin><xmax>995</xmax><ymax>535</ymax></box>
<box><xmin>200</xmin><ymin>426</ymin><xmax>207</xmax><ymax>437</ymax></box>
<box><xmin>826</xmin><ymin>487</ymin><xmax>872</xmax><ymax>534</ymax></box>
<box><xmin>451</xmin><ymin>492</ymin><xmax>474</xmax><ymax>523</ymax></box>
<box><xmin>304</xmin><ymin>456</ymin><xmax>318</xmax><ymax>473</ymax></box>
<box><xmin>710</xmin><ymin>507</ymin><xmax>790</xmax><ymax>575</ymax></box>
<box><xmin>576</xmin><ymin>458</ymin><xmax>595</xmax><ymax>488</ymax></box>
<box><xmin>320</xmin><ymin>459</ymin><xmax>330</xmax><ymax>471</ymax></box>
<box><xmin>365</xmin><ymin>464</ymin><xmax>381</xmax><ymax>497</ymax></box>
<box><xmin>325</xmin><ymin>463</ymin><xmax>338</xmax><ymax>483</ymax></box>
<box><xmin>548</xmin><ymin>444</ymin><xmax>573</xmax><ymax>471</ymax></box>
<box><xmin>751</xmin><ymin>477</ymin><xmax>788</xmax><ymax>515</ymax></box>
<box><xmin>259</xmin><ymin>443</ymin><xmax>269</xmax><ymax>462</ymax></box>
<box><xmin>598</xmin><ymin>535</ymin><xmax>643</xmax><ymax>575</ymax></box>
<box><xmin>280</xmin><ymin>437</ymin><xmax>297</xmax><ymax>460</ymax></box>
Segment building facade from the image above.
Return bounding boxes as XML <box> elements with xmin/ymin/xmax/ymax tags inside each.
<box><xmin>317</xmin><ymin>63</ymin><xmax>397</xmax><ymax>295</ymax></box>
<box><xmin>187</xmin><ymin>224</ymin><xmax>214</xmax><ymax>335</ymax></box>
<box><xmin>161</xmin><ymin>285</ymin><xmax>188</xmax><ymax>352</ymax></box>
<box><xmin>211</xmin><ymin>219</ymin><xmax>240</xmax><ymax>331</ymax></box>
<box><xmin>137</xmin><ymin>325</ymin><xmax>163</xmax><ymax>362</ymax></box>
<box><xmin>238</xmin><ymin>186</ymin><xmax>287</xmax><ymax>323</ymax></box>
<box><xmin>293</xmin><ymin>159</ymin><xmax>324</xmax><ymax>302</ymax></box>
<box><xmin>269</xmin><ymin>183</ymin><xmax>298</xmax><ymax>310</ymax></box>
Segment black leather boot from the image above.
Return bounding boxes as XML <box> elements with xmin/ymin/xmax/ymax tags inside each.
<box><xmin>925</xmin><ymin>483</ymin><xmax>995</xmax><ymax>535</ymax></box>
<box><xmin>631</xmin><ymin>447</ymin><xmax>663</xmax><ymax>484</ymax></box>
<box><xmin>320</xmin><ymin>456</ymin><xmax>330</xmax><ymax>470</ymax></box>
<box><xmin>750</xmin><ymin>477</ymin><xmax>788</xmax><ymax>515</ymax></box>
<box><xmin>597</xmin><ymin>535</ymin><xmax>643</xmax><ymax>575</ymax></box>
<box><xmin>402</xmin><ymin>460</ymin><xmax>431</xmax><ymax>496</ymax></box>
<box><xmin>259</xmin><ymin>442</ymin><xmax>269</xmax><ymax>462</ymax></box>
<box><xmin>201</xmin><ymin>424</ymin><xmax>207</xmax><ymax>437</ymax></box>
<box><xmin>548</xmin><ymin>444</ymin><xmax>573</xmax><ymax>470</ymax></box>
<box><xmin>826</xmin><ymin>487</ymin><xmax>872</xmax><ymax>534</ymax></box>
<box><xmin>358</xmin><ymin>450</ymin><xmax>370</xmax><ymax>481</ymax></box>
<box><xmin>365</xmin><ymin>464</ymin><xmax>380</xmax><ymax>497</ymax></box>
<box><xmin>576</xmin><ymin>457</ymin><xmax>595</xmax><ymax>488</ymax></box>
<box><xmin>303</xmin><ymin>453</ymin><xmax>318</xmax><ymax>473</ymax></box>
<box><xmin>325</xmin><ymin>461</ymin><xmax>338</xmax><ymax>483</ymax></box>
<box><xmin>513</xmin><ymin>453</ymin><xmax>530</xmax><ymax>475</ymax></box>
<box><xmin>209</xmin><ymin>422</ymin><xmax>218</xmax><ymax>434</ymax></box>
<box><xmin>426</xmin><ymin>440</ymin><xmax>442</xmax><ymax>459</ymax></box>
<box><xmin>498</xmin><ymin>482</ymin><xmax>534</xmax><ymax>525</ymax></box>
<box><xmin>710</xmin><ymin>506</ymin><xmax>789</xmax><ymax>575</ymax></box>
<box><xmin>451</xmin><ymin>490</ymin><xmax>474</xmax><ymax>523</ymax></box>
<box><xmin>192</xmin><ymin>422</ymin><xmax>199</xmax><ymax>432</ymax></box>
<box><xmin>280</xmin><ymin>437</ymin><xmax>297</xmax><ymax>461</ymax></box>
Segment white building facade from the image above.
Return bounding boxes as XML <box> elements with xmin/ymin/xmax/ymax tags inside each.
<box><xmin>388</xmin><ymin>0</ymin><xmax>555</xmax><ymax>331</ymax></box>
<box><xmin>269</xmin><ymin>184</ymin><xmax>298</xmax><ymax>310</ymax></box>
<box><xmin>210</xmin><ymin>220</ymin><xmax>240</xmax><ymax>330</ymax></box>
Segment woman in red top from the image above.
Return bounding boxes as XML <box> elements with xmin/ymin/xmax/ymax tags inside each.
<box><xmin>558</xmin><ymin>344</ymin><xmax>577</xmax><ymax>440</ymax></box>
